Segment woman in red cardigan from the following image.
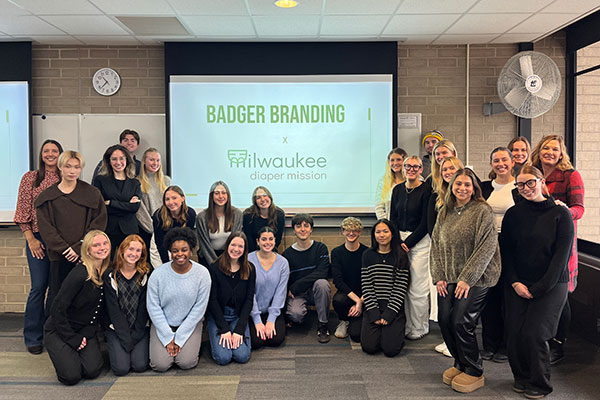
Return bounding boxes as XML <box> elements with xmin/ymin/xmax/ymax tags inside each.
<box><xmin>530</xmin><ymin>134</ymin><xmax>584</xmax><ymax>364</ymax></box>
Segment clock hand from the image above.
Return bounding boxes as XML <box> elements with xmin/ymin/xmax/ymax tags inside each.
<box><xmin>100</xmin><ymin>81</ymin><xmax>108</xmax><ymax>88</ymax></box>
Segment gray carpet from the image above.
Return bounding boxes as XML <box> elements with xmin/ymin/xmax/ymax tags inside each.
<box><xmin>0</xmin><ymin>312</ymin><xmax>598</xmax><ymax>399</ymax></box>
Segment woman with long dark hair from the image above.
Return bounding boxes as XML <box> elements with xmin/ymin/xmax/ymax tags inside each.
<box><xmin>152</xmin><ymin>185</ymin><xmax>196</xmax><ymax>263</ymax></box>
<box><xmin>103</xmin><ymin>234</ymin><xmax>151</xmax><ymax>376</ymax></box>
<box><xmin>196</xmin><ymin>181</ymin><xmax>243</xmax><ymax>266</ymax></box>
<box><xmin>248</xmin><ymin>227</ymin><xmax>289</xmax><ymax>348</ymax></box>
<box><xmin>44</xmin><ymin>230</ymin><xmax>111</xmax><ymax>385</ymax></box>
<box><xmin>93</xmin><ymin>144</ymin><xmax>142</xmax><ymax>257</ymax></box>
<box><xmin>243</xmin><ymin>186</ymin><xmax>285</xmax><ymax>252</ymax></box>
<box><xmin>501</xmin><ymin>165</ymin><xmax>573</xmax><ymax>398</ymax></box>
<box><xmin>530</xmin><ymin>134</ymin><xmax>584</xmax><ymax>364</ymax></box>
<box><xmin>15</xmin><ymin>139</ymin><xmax>63</xmax><ymax>354</ymax></box>
<box><xmin>207</xmin><ymin>232</ymin><xmax>256</xmax><ymax>365</ymax></box>
<box><xmin>430</xmin><ymin>168</ymin><xmax>500</xmax><ymax>393</ymax></box>
<box><xmin>360</xmin><ymin>219</ymin><xmax>409</xmax><ymax>357</ymax></box>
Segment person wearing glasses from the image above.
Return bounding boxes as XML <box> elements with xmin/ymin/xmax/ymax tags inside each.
<box><xmin>390</xmin><ymin>156</ymin><xmax>432</xmax><ymax>341</ymax></box>
<box><xmin>500</xmin><ymin>165</ymin><xmax>574</xmax><ymax>399</ymax></box>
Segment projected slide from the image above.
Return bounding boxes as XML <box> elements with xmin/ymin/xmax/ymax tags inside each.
<box><xmin>0</xmin><ymin>82</ymin><xmax>29</xmax><ymax>222</ymax></box>
<box><xmin>170</xmin><ymin>75</ymin><xmax>392</xmax><ymax>212</ymax></box>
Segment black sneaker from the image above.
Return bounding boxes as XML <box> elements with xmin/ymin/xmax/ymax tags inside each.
<box><xmin>27</xmin><ymin>345</ymin><xmax>43</xmax><ymax>355</ymax></box>
<box><xmin>492</xmin><ymin>352</ymin><xmax>509</xmax><ymax>363</ymax></box>
<box><xmin>480</xmin><ymin>349</ymin><xmax>494</xmax><ymax>360</ymax></box>
<box><xmin>549</xmin><ymin>338</ymin><xmax>564</xmax><ymax>365</ymax></box>
<box><xmin>524</xmin><ymin>389</ymin><xmax>547</xmax><ymax>399</ymax></box>
<box><xmin>512</xmin><ymin>382</ymin><xmax>526</xmax><ymax>393</ymax></box>
<box><xmin>317</xmin><ymin>323</ymin><xmax>330</xmax><ymax>343</ymax></box>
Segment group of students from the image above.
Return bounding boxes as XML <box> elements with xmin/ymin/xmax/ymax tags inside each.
<box><xmin>374</xmin><ymin>131</ymin><xmax>583</xmax><ymax>398</ymax></box>
<box><xmin>14</xmin><ymin>128</ymin><xmax>583</xmax><ymax>398</ymax></box>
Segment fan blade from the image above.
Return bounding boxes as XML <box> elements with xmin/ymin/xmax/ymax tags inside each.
<box><xmin>534</xmin><ymin>81</ymin><xmax>556</xmax><ymax>101</ymax></box>
<box><xmin>504</xmin><ymin>86</ymin><xmax>529</xmax><ymax>110</ymax></box>
<box><xmin>519</xmin><ymin>55</ymin><xmax>534</xmax><ymax>77</ymax></box>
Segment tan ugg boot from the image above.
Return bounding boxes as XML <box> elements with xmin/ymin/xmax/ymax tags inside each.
<box><xmin>451</xmin><ymin>373</ymin><xmax>485</xmax><ymax>393</ymax></box>
<box><xmin>442</xmin><ymin>367</ymin><xmax>463</xmax><ymax>385</ymax></box>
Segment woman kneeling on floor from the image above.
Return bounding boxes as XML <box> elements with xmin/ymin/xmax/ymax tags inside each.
<box><xmin>44</xmin><ymin>230</ymin><xmax>111</xmax><ymax>385</ymax></box>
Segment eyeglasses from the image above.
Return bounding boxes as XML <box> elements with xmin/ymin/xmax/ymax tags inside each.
<box><xmin>404</xmin><ymin>164</ymin><xmax>421</xmax><ymax>171</ymax></box>
<box><xmin>515</xmin><ymin>178</ymin><xmax>540</xmax><ymax>190</ymax></box>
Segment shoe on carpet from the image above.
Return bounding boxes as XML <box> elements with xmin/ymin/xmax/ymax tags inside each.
<box><xmin>549</xmin><ymin>338</ymin><xmax>564</xmax><ymax>365</ymax></box>
<box><xmin>524</xmin><ymin>389</ymin><xmax>547</xmax><ymax>399</ymax></box>
<box><xmin>317</xmin><ymin>323</ymin><xmax>330</xmax><ymax>343</ymax></box>
<box><xmin>492</xmin><ymin>352</ymin><xmax>509</xmax><ymax>363</ymax></box>
<box><xmin>480</xmin><ymin>349</ymin><xmax>494</xmax><ymax>360</ymax></box>
<box><xmin>334</xmin><ymin>321</ymin><xmax>349</xmax><ymax>339</ymax></box>
<box><xmin>442</xmin><ymin>367</ymin><xmax>462</xmax><ymax>385</ymax></box>
<box><xmin>435</xmin><ymin>342</ymin><xmax>447</xmax><ymax>353</ymax></box>
<box><xmin>512</xmin><ymin>382</ymin><xmax>526</xmax><ymax>393</ymax></box>
<box><xmin>406</xmin><ymin>332</ymin><xmax>427</xmax><ymax>340</ymax></box>
<box><xmin>442</xmin><ymin>347</ymin><xmax>452</xmax><ymax>357</ymax></box>
<box><xmin>27</xmin><ymin>345</ymin><xmax>43</xmax><ymax>355</ymax></box>
<box><xmin>451</xmin><ymin>373</ymin><xmax>485</xmax><ymax>393</ymax></box>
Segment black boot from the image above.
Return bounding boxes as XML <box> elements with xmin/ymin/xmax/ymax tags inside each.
<box><xmin>549</xmin><ymin>338</ymin><xmax>564</xmax><ymax>365</ymax></box>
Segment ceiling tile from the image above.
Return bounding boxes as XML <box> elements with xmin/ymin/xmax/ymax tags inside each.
<box><xmin>0</xmin><ymin>16</ymin><xmax>64</xmax><ymax>35</ymax></box>
<box><xmin>509</xmin><ymin>13</ymin><xmax>582</xmax><ymax>33</ymax></box>
<box><xmin>116</xmin><ymin>17</ymin><xmax>189</xmax><ymax>35</ymax></box>
<box><xmin>491</xmin><ymin>33</ymin><xmax>542</xmax><ymax>43</ymax></box>
<box><xmin>543</xmin><ymin>0</ymin><xmax>600</xmax><ymax>14</ymax></box>
<box><xmin>321</xmin><ymin>15</ymin><xmax>390</xmax><ymax>35</ymax></box>
<box><xmin>396</xmin><ymin>0</ymin><xmax>478</xmax><ymax>14</ymax></box>
<box><xmin>10</xmin><ymin>0</ymin><xmax>101</xmax><ymax>15</ymax></box>
<box><xmin>248</xmin><ymin>0</ymin><xmax>323</xmax><ymax>15</ymax></box>
<box><xmin>169</xmin><ymin>0</ymin><xmax>249</xmax><ymax>15</ymax></box>
<box><xmin>89</xmin><ymin>0</ymin><xmax>174</xmax><ymax>15</ymax></box>
<box><xmin>0</xmin><ymin>0</ymin><xmax>32</xmax><ymax>16</ymax></box>
<box><xmin>469</xmin><ymin>0</ymin><xmax>553</xmax><ymax>13</ymax></box>
<box><xmin>28</xmin><ymin>35</ymin><xmax>85</xmax><ymax>44</ymax></box>
<box><xmin>75</xmin><ymin>35</ymin><xmax>141</xmax><ymax>45</ymax></box>
<box><xmin>384</xmin><ymin>14</ymin><xmax>459</xmax><ymax>35</ymax></box>
<box><xmin>434</xmin><ymin>34</ymin><xmax>499</xmax><ymax>44</ymax></box>
<box><xmin>397</xmin><ymin>35</ymin><xmax>438</xmax><ymax>44</ymax></box>
<box><xmin>447</xmin><ymin>14</ymin><xmax>530</xmax><ymax>34</ymax></box>
<box><xmin>324</xmin><ymin>0</ymin><xmax>402</xmax><ymax>15</ymax></box>
<box><xmin>319</xmin><ymin>35</ymin><xmax>380</xmax><ymax>40</ymax></box>
<box><xmin>254</xmin><ymin>15</ymin><xmax>320</xmax><ymax>36</ymax></box>
<box><xmin>41</xmin><ymin>15</ymin><xmax>129</xmax><ymax>35</ymax></box>
<box><xmin>180</xmin><ymin>16</ymin><xmax>255</xmax><ymax>35</ymax></box>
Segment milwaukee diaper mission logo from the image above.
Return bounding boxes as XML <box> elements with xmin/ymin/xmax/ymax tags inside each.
<box><xmin>228</xmin><ymin>150</ymin><xmax>327</xmax><ymax>182</ymax></box>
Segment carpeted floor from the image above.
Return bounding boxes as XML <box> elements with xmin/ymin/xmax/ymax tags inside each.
<box><xmin>0</xmin><ymin>312</ymin><xmax>598</xmax><ymax>399</ymax></box>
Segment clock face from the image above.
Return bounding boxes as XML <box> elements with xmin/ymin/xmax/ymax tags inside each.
<box><xmin>92</xmin><ymin>68</ymin><xmax>121</xmax><ymax>96</ymax></box>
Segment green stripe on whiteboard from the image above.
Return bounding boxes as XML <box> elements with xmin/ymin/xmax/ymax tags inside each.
<box><xmin>368</xmin><ymin>107</ymin><xmax>371</xmax><ymax>121</ymax></box>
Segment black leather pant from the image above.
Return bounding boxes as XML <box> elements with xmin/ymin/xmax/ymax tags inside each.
<box><xmin>438</xmin><ymin>284</ymin><xmax>489</xmax><ymax>377</ymax></box>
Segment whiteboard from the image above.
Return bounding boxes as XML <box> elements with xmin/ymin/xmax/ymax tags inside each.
<box><xmin>33</xmin><ymin>114</ymin><xmax>166</xmax><ymax>182</ymax></box>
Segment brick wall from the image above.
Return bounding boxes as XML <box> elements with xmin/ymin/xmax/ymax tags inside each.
<box><xmin>0</xmin><ymin>32</ymin><xmax>569</xmax><ymax>312</ymax></box>
<box><xmin>32</xmin><ymin>45</ymin><xmax>164</xmax><ymax>114</ymax></box>
<box><xmin>576</xmin><ymin>42</ymin><xmax>600</xmax><ymax>242</ymax></box>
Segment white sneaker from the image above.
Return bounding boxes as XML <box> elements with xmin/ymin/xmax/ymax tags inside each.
<box><xmin>435</xmin><ymin>342</ymin><xmax>447</xmax><ymax>353</ymax></box>
<box><xmin>442</xmin><ymin>347</ymin><xmax>452</xmax><ymax>357</ymax></box>
<box><xmin>334</xmin><ymin>321</ymin><xmax>349</xmax><ymax>339</ymax></box>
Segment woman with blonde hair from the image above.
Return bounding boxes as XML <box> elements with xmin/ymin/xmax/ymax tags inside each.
<box><xmin>375</xmin><ymin>147</ymin><xmax>407</xmax><ymax>220</ymax></box>
<box><xmin>44</xmin><ymin>230</ymin><xmax>111</xmax><ymax>385</ymax></box>
<box><xmin>243</xmin><ymin>186</ymin><xmax>286</xmax><ymax>253</ymax></box>
<box><xmin>104</xmin><ymin>234</ymin><xmax>151</xmax><ymax>376</ymax></box>
<box><xmin>430</xmin><ymin>139</ymin><xmax>458</xmax><ymax>192</ymax></box>
<box><xmin>152</xmin><ymin>185</ymin><xmax>196</xmax><ymax>263</ymax></box>
<box><xmin>35</xmin><ymin>151</ymin><xmax>107</xmax><ymax>309</ymax></box>
<box><xmin>530</xmin><ymin>134</ymin><xmax>584</xmax><ymax>364</ymax></box>
<box><xmin>136</xmin><ymin>148</ymin><xmax>170</xmax><ymax>261</ymax></box>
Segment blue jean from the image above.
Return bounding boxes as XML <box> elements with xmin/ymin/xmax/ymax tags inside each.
<box><xmin>24</xmin><ymin>232</ymin><xmax>51</xmax><ymax>347</ymax></box>
<box><xmin>207</xmin><ymin>307</ymin><xmax>251</xmax><ymax>365</ymax></box>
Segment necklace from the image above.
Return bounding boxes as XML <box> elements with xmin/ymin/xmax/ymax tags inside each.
<box><xmin>455</xmin><ymin>204</ymin><xmax>467</xmax><ymax>215</ymax></box>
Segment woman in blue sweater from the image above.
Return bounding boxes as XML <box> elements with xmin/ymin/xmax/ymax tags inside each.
<box><xmin>207</xmin><ymin>232</ymin><xmax>256</xmax><ymax>365</ymax></box>
<box><xmin>146</xmin><ymin>227</ymin><xmax>211</xmax><ymax>372</ymax></box>
<box><xmin>248</xmin><ymin>227</ymin><xmax>290</xmax><ymax>348</ymax></box>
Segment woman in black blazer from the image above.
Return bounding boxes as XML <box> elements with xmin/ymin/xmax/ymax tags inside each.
<box><xmin>94</xmin><ymin>144</ymin><xmax>142</xmax><ymax>258</ymax></box>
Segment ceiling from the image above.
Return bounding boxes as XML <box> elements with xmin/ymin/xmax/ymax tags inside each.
<box><xmin>0</xmin><ymin>0</ymin><xmax>598</xmax><ymax>46</ymax></box>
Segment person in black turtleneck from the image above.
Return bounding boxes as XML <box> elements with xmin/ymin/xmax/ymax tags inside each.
<box><xmin>500</xmin><ymin>165</ymin><xmax>574</xmax><ymax>399</ymax></box>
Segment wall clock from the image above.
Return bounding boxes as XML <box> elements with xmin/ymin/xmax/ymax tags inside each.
<box><xmin>92</xmin><ymin>68</ymin><xmax>121</xmax><ymax>96</ymax></box>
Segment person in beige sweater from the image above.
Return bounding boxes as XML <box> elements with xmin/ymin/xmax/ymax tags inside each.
<box><xmin>430</xmin><ymin>168</ymin><xmax>500</xmax><ymax>394</ymax></box>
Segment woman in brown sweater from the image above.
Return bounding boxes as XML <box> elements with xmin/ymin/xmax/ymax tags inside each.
<box><xmin>430</xmin><ymin>168</ymin><xmax>500</xmax><ymax>394</ymax></box>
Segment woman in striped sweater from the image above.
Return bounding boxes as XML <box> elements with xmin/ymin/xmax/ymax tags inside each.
<box><xmin>360</xmin><ymin>219</ymin><xmax>409</xmax><ymax>357</ymax></box>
